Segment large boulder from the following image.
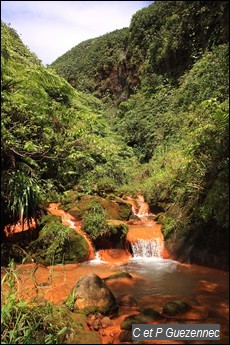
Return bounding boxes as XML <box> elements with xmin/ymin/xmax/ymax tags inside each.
<box><xmin>65</xmin><ymin>273</ymin><xmax>118</xmax><ymax>315</ymax></box>
<box><xmin>28</xmin><ymin>220</ymin><xmax>88</xmax><ymax>265</ymax></box>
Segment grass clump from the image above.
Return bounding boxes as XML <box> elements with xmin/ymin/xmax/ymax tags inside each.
<box><xmin>1</xmin><ymin>260</ymin><xmax>70</xmax><ymax>344</ymax></box>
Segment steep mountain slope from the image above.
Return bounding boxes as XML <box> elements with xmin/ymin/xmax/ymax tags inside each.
<box><xmin>1</xmin><ymin>22</ymin><xmax>135</xmax><ymax>227</ymax></box>
<box><xmin>51</xmin><ymin>28</ymin><xmax>132</xmax><ymax>104</ymax></box>
<box><xmin>50</xmin><ymin>1</ymin><xmax>229</xmax><ymax>269</ymax></box>
<box><xmin>50</xmin><ymin>1</ymin><xmax>229</xmax><ymax>103</ymax></box>
<box><xmin>1</xmin><ymin>0</ymin><xmax>229</xmax><ymax>269</ymax></box>
<box><xmin>117</xmin><ymin>44</ymin><xmax>229</xmax><ymax>269</ymax></box>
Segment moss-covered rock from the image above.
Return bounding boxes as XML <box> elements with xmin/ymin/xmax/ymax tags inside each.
<box><xmin>28</xmin><ymin>221</ymin><xmax>88</xmax><ymax>265</ymax></box>
<box><xmin>104</xmin><ymin>271</ymin><xmax>132</xmax><ymax>281</ymax></box>
<box><xmin>117</xmin><ymin>202</ymin><xmax>132</xmax><ymax>220</ymax></box>
<box><xmin>38</xmin><ymin>214</ymin><xmax>62</xmax><ymax>228</ymax></box>
<box><xmin>66</xmin><ymin>195</ymin><xmax>131</xmax><ymax>221</ymax></box>
<box><xmin>107</xmin><ymin>220</ymin><xmax>128</xmax><ymax>237</ymax></box>
<box><xmin>117</xmin><ymin>294</ymin><xmax>137</xmax><ymax>307</ymax></box>
<box><xmin>142</xmin><ymin>308</ymin><xmax>163</xmax><ymax>319</ymax></box>
<box><xmin>121</xmin><ymin>309</ymin><xmax>164</xmax><ymax>330</ymax></box>
<box><xmin>162</xmin><ymin>300</ymin><xmax>190</xmax><ymax>316</ymax></box>
<box><xmin>65</xmin><ymin>273</ymin><xmax>118</xmax><ymax>315</ymax></box>
<box><xmin>121</xmin><ymin>314</ymin><xmax>149</xmax><ymax>330</ymax></box>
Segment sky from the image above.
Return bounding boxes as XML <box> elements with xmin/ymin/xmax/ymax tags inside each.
<box><xmin>1</xmin><ymin>1</ymin><xmax>153</xmax><ymax>65</ymax></box>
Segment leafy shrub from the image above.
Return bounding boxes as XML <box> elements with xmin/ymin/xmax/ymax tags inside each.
<box><xmin>1</xmin><ymin>260</ymin><xmax>69</xmax><ymax>344</ymax></box>
<box><xmin>81</xmin><ymin>202</ymin><xmax>109</xmax><ymax>240</ymax></box>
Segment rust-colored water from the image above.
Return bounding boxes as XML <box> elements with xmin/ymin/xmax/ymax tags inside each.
<box><xmin>47</xmin><ymin>203</ymin><xmax>95</xmax><ymax>260</ymax></box>
<box><xmin>4</xmin><ymin>259</ymin><xmax>228</xmax><ymax>344</ymax></box>
<box><xmin>97</xmin><ymin>249</ymin><xmax>132</xmax><ymax>263</ymax></box>
<box><xmin>2</xmin><ymin>197</ymin><xmax>229</xmax><ymax>344</ymax></box>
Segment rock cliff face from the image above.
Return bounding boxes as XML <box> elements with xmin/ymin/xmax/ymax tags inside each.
<box><xmin>166</xmin><ymin>231</ymin><xmax>229</xmax><ymax>271</ymax></box>
<box><xmin>50</xmin><ymin>28</ymin><xmax>138</xmax><ymax>104</ymax></box>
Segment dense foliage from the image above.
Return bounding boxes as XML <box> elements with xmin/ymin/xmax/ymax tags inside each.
<box><xmin>51</xmin><ymin>1</ymin><xmax>229</xmax><ymax>268</ymax></box>
<box><xmin>51</xmin><ymin>28</ymin><xmax>131</xmax><ymax>104</ymax></box>
<box><xmin>1</xmin><ymin>22</ymin><xmax>135</xmax><ymax>228</ymax></box>
<box><xmin>51</xmin><ymin>1</ymin><xmax>228</xmax><ymax>103</ymax></box>
<box><xmin>1</xmin><ymin>0</ymin><xmax>229</xmax><ymax>269</ymax></box>
<box><xmin>28</xmin><ymin>216</ymin><xmax>88</xmax><ymax>265</ymax></box>
<box><xmin>1</xmin><ymin>2</ymin><xmax>229</xmax><ymax>343</ymax></box>
<box><xmin>1</xmin><ymin>261</ymin><xmax>95</xmax><ymax>344</ymax></box>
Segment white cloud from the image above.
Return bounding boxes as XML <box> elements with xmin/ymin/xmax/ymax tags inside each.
<box><xmin>1</xmin><ymin>1</ymin><xmax>152</xmax><ymax>65</ymax></box>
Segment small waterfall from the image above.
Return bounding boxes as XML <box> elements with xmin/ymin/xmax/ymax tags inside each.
<box><xmin>128</xmin><ymin>195</ymin><xmax>164</xmax><ymax>259</ymax></box>
<box><xmin>131</xmin><ymin>239</ymin><xmax>163</xmax><ymax>258</ymax></box>
<box><xmin>88</xmin><ymin>251</ymin><xmax>107</xmax><ymax>264</ymax></box>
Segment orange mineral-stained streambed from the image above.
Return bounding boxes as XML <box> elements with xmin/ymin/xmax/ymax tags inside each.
<box><xmin>2</xmin><ymin>197</ymin><xmax>229</xmax><ymax>344</ymax></box>
<box><xmin>47</xmin><ymin>203</ymin><xmax>95</xmax><ymax>260</ymax></box>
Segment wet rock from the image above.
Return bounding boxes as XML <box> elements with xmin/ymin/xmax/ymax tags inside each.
<box><xmin>162</xmin><ymin>300</ymin><xmax>190</xmax><ymax>316</ymax></box>
<box><xmin>98</xmin><ymin>249</ymin><xmax>132</xmax><ymax>263</ymax></box>
<box><xmin>65</xmin><ymin>273</ymin><xmax>118</xmax><ymax>314</ymax></box>
<box><xmin>104</xmin><ymin>272</ymin><xmax>133</xmax><ymax>281</ymax></box>
<box><xmin>101</xmin><ymin>316</ymin><xmax>112</xmax><ymax>328</ymax></box>
<box><xmin>119</xmin><ymin>330</ymin><xmax>133</xmax><ymax>342</ymax></box>
<box><xmin>69</xmin><ymin>195</ymin><xmax>131</xmax><ymax>221</ymax></box>
<box><xmin>121</xmin><ymin>314</ymin><xmax>149</xmax><ymax>330</ymax></box>
<box><xmin>87</xmin><ymin>314</ymin><xmax>97</xmax><ymax>327</ymax></box>
<box><xmin>142</xmin><ymin>308</ymin><xmax>163</xmax><ymax>319</ymax></box>
<box><xmin>93</xmin><ymin>318</ymin><xmax>101</xmax><ymax>331</ymax></box>
<box><xmin>117</xmin><ymin>294</ymin><xmax>137</xmax><ymax>307</ymax></box>
<box><xmin>28</xmin><ymin>221</ymin><xmax>88</xmax><ymax>265</ymax></box>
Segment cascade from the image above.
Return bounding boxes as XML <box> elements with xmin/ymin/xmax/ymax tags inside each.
<box><xmin>47</xmin><ymin>203</ymin><xmax>95</xmax><ymax>260</ymax></box>
<box><xmin>127</xmin><ymin>195</ymin><xmax>164</xmax><ymax>259</ymax></box>
<box><xmin>131</xmin><ymin>239</ymin><xmax>163</xmax><ymax>258</ymax></box>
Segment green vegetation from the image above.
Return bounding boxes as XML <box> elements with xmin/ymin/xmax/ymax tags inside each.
<box><xmin>1</xmin><ymin>261</ymin><xmax>100</xmax><ymax>344</ymax></box>
<box><xmin>1</xmin><ymin>260</ymin><xmax>67</xmax><ymax>344</ymax></box>
<box><xmin>28</xmin><ymin>217</ymin><xmax>88</xmax><ymax>265</ymax></box>
<box><xmin>82</xmin><ymin>202</ymin><xmax>109</xmax><ymax>240</ymax></box>
<box><xmin>1</xmin><ymin>21</ymin><xmax>135</xmax><ymax>229</ymax></box>
<box><xmin>1</xmin><ymin>1</ymin><xmax>229</xmax><ymax>267</ymax></box>
<box><xmin>81</xmin><ymin>202</ymin><xmax>128</xmax><ymax>245</ymax></box>
<box><xmin>1</xmin><ymin>1</ymin><xmax>229</xmax><ymax>342</ymax></box>
<box><xmin>51</xmin><ymin>28</ymin><xmax>130</xmax><ymax>104</ymax></box>
<box><xmin>51</xmin><ymin>1</ymin><xmax>228</xmax><ymax>104</ymax></box>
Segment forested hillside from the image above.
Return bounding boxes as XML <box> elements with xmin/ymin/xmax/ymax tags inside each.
<box><xmin>1</xmin><ymin>0</ymin><xmax>229</xmax><ymax>269</ymax></box>
<box><xmin>51</xmin><ymin>1</ymin><xmax>228</xmax><ymax>104</ymax></box>
<box><xmin>51</xmin><ymin>0</ymin><xmax>229</xmax><ymax>269</ymax></box>
<box><xmin>1</xmin><ymin>22</ymin><xmax>136</xmax><ymax>229</ymax></box>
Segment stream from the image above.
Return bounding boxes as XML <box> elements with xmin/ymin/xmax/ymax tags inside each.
<box><xmin>2</xmin><ymin>196</ymin><xmax>229</xmax><ymax>343</ymax></box>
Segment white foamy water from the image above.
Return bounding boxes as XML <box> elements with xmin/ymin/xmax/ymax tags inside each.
<box><xmin>131</xmin><ymin>239</ymin><xmax>164</xmax><ymax>258</ymax></box>
<box><xmin>65</xmin><ymin>219</ymin><xmax>76</xmax><ymax>229</ymax></box>
<box><xmin>87</xmin><ymin>251</ymin><xmax>107</xmax><ymax>265</ymax></box>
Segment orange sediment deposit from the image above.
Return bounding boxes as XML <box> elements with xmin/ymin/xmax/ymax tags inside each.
<box><xmin>97</xmin><ymin>249</ymin><xmax>132</xmax><ymax>264</ymax></box>
<box><xmin>4</xmin><ymin>218</ymin><xmax>36</xmax><ymax>237</ymax></box>
<box><xmin>126</xmin><ymin>221</ymin><xmax>164</xmax><ymax>242</ymax></box>
<box><xmin>162</xmin><ymin>246</ymin><xmax>170</xmax><ymax>259</ymax></box>
<box><xmin>8</xmin><ymin>262</ymin><xmax>121</xmax><ymax>305</ymax></box>
<box><xmin>136</xmin><ymin>194</ymin><xmax>150</xmax><ymax>215</ymax></box>
<box><xmin>47</xmin><ymin>203</ymin><xmax>95</xmax><ymax>260</ymax></box>
<box><xmin>124</xmin><ymin>195</ymin><xmax>169</xmax><ymax>259</ymax></box>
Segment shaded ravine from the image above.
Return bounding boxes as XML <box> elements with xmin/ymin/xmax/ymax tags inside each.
<box><xmin>47</xmin><ymin>203</ymin><xmax>95</xmax><ymax>260</ymax></box>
